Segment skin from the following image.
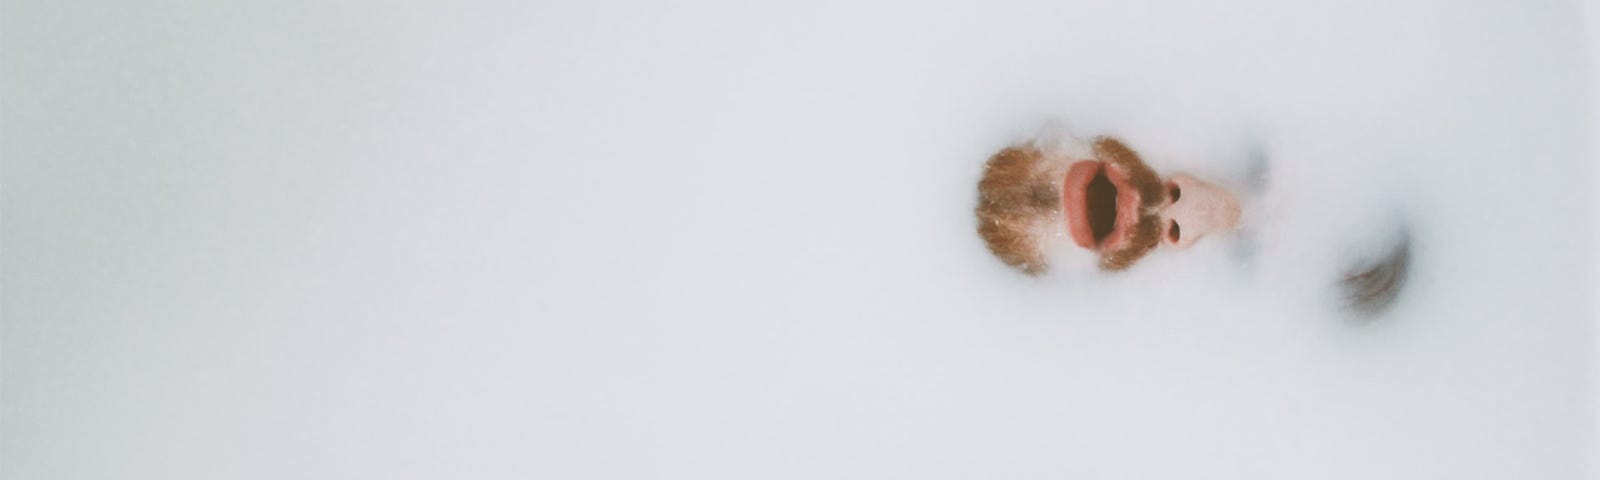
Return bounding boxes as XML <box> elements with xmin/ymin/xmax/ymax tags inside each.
<box><xmin>1062</xmin><ymin>138</ymin><xmax>1242</xmax><ymax>269</ymax></box>
<box><xmin>980</xmin><ymin>135</ymin><xmax>1410</xmax><ymax>318</ymax></box>
<box><xmin>1062</xmin><ymin>137</ymin><xmax>1409</xmax><ymax>319</ymax></box>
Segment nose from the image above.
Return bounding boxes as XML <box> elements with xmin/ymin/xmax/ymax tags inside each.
<box><xmin>1160</xmin><ymin>174</ymin><xmax>1241</xmax><ymax>249</ymax></box>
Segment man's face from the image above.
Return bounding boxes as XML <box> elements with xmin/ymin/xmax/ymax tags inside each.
<box><xmin>1061</xmin><ymin>138</ymin><xmax>1241</xmax><ymax>270</ymax></box>
<box><xmin>974</xmin><ymin>136</ymin><xmax>1242</xmax><ymax>274</ymax></box>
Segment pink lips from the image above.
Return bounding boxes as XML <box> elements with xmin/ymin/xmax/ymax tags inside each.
<box><xmin>1062</xmin><ymin>160</ymin><xmax>1144</xmax><ymax>251</ymax></box>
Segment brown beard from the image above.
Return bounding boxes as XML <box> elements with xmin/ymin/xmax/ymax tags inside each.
<box><xmin>974</xmin><ymin>136</ymin><xmax>1169</xmax><ymax>275</ymax></box>
<box><xmin>1091</xmin><ymin>137</ymin><xmax>1167</xmax><ymax>271</ymax></box>
<box><xmin>974</xmin><ymin>145</ymin><xmax>1060</xmax><ymax>275</ymax></box>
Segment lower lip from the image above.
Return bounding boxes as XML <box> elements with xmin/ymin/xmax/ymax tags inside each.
<box><xmin>1062</xmin><ymin>160</ymin><xmax>1141</xmax><ymax>250</ymax></box>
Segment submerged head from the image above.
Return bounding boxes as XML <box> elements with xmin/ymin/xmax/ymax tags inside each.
<box><xmin>976</xmin><ymin>136</ymin><xmax>1241</xmax><ymax>274</ymax></box>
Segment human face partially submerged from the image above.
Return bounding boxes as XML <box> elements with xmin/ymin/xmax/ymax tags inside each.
<box><xmin>1062</xmin><ymin>138</ymin><xmax>1242</xmax><ymax>270</ymax></box>
<box><xmin>977</xmin><ymin>135</ymin><xmax>1407</xmax><ymax>315</ymax></box>
<box><xmin>975</xmin><ymin>136</ymin><xmax>1243</xmax><ymax>274</ymax></box>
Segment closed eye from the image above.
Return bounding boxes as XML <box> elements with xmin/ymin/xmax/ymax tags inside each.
<box><xmin>1341</xmin><ymin>232</ymin><xmax>1412</xmax><ymax>320</ymax></box>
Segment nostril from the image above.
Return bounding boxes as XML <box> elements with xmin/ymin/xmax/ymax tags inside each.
<box><xmin>1168</xmin><ymin>181</ymin><xmax>1181</xmax><ymax>202</ymax></box>
<box><xmin>1168</xmin><ymin>220</ymin><xmax>1181</xmax><ymax>243</ymax></box>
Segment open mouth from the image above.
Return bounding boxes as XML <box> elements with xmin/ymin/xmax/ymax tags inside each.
<box><xmin>1084</xmin><ymin>170</ymin><xmax>1118</xmax><ymax>242</ymax></box>
<box><xmin>1063</xmin><ymin>160</ymin><xmax>1142</xmax><ymax>250</ymax></box>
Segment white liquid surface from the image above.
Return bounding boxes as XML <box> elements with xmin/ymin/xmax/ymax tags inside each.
<box><xmin>4</xmin><ymin>0</ymin><xmax>1595</xmax><ymax>478</ymax></box>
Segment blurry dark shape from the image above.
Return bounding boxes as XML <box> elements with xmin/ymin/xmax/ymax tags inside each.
<box><xmin>1340</xmin><ymin>230</ymin><xmax>1411</xmax><ymax>319</ymax></box>
<box><xmin>1242</xmin><ymin>144</ymin><xmax>1272</xmax><ymax>195</ymax></box>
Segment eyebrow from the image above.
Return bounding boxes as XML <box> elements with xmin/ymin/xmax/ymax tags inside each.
<box><xmin>1340</xmin><ymin>231</ymin><xmax>1412</xmax><ymax>319</ymax></box>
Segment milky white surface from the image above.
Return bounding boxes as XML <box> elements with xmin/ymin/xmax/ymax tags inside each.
<box><xmin>4</xmin><ymin>0</ymin><xmax>1595</xmax><ymax>478</ymax></box>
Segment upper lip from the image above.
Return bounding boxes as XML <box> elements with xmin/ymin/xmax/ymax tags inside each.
<box><xmin>1063</xmin><ymin>160</ymin><xmax>1143</xmax><ymax>250</ymax></box>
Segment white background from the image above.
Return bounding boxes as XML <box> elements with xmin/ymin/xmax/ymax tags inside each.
<box><xmin>5</xmin><ymin>0</ymin><xmax>1596</xmax><ymax>478</ymax></box>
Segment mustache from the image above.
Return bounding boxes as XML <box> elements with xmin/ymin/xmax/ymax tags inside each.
<box><xmin>1093</xmin><ymin>136</ymin><xmax>1166</xmax><ymax>209</ymax></box>
<box><xmin>1091</xmin><ymin>137</ymin><xmax>1166</xmax><ymax>271</ymax></box>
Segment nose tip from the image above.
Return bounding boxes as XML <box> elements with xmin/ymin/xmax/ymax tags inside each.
<box><xmin>1162</xmin><ymin>174</ymin><xmax>1241</xmax><ymax>248</ymax></box>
